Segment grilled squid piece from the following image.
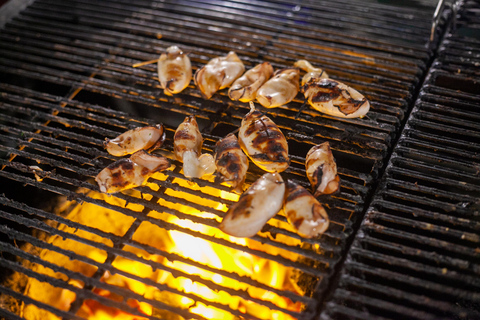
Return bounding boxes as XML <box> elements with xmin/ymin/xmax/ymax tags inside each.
<box><xmin>194</xmin><ymin>51</ymin><xmax>245</xmax><ymax>99</ymax></box>
<box><xmin>157</xmin><ymin>46</ymin><xmax>192</xmax><ymax>95</ymax></box>
<box><xmin>104</xmin><ymin>124</ymin><xmax>165</xmax><ymax>157</ymax></box>
<box><xmin>174</xmin><ymin>115</ymin><xmax>216</xmax><ymax>178</ymax></box>
<box><xmin>228</xmin><ymin>62</ymin><xmax>274</xmax><ymax>102</ymax></box>
<box><xmin>238</xmin><ymin>102</ymin><xmax>289</xmax><ymax>173</ymax></box>
<box><xmin>214</xmin><ymin>133</ymin><xmax>249</xmax><ymax>193</ymax></box>
<box><xmin>294</xmin><ymin>59</ymin><xmax>329</xmax><ymax>86</ymax></box>
<box><xmin>284</xmin><ymin>180</ymin><xmax>329</xmax><ymax>238</ymax></box>
<box><xmin>305</xmin><ymin>142</ymin><xmax>340</xmax><ymax>196</ymax></box>
<box><xmin>301</xmin><ymin>78</ymin><xmax>370</xmax><ymax>118</ymax></box>
<box><xmin>256</xmin><ymin>68</ymin><xmax>300</xmax><ymax>108</ymax></box>
<box><xmin>95</xmin><ymin>150</ymin><xmax>170</xmax><ymax>194</ymax></box>
<box><xmin>219</xmin><ymin>172</ymin><xmax>285</xmax><ymax>238</ymax></box>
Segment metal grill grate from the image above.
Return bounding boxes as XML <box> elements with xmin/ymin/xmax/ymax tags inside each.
<box><xmin>321</xmin><ymin>1</ymin><xmax>480</xmax><ymax>319</ymax></box>
<box><xmin>0</xmin><ymin>0</ymin><xmax>441</xmax><ymax>319</ymax></box>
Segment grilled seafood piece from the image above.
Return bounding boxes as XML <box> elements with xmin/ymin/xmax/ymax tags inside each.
<box><xmin>214</xmin><ymin>133</ymin><xmax>249</xmax><ymax>192</ymax></box>
<box><xmin>294</xmin><ymin>59</ymin><xmax>329</xmax><ymax>86</ymax></box>
<box><xmin>228</xmin><ymin>62</ymin><xmax>274</xmax><ymax>102</ymax></box>
<box><xmin>157</xmin><ymin>46</ymin><xmax>192</xmax><ymax>95</ymax></box>
<box><xmin>238</xmin><ymin>102</ymin><xmax>289</xmax><ymax>173</ymax></box>
<box><xmin>256</xmin><ymin>68</ymin><xmax>300</xmax><ymax>108</ymax></box>
<box><xmin>305</xmin><ymin>142</ymin><xmax>340</xmax><ymax>196</ymax></box>
<box><xmin>174</xmin><ymin>115</ymin><xmax>216</xmax><ymax>178</ymax></box>
<box><xmin>104</xmin><ymin>124</ymin><xmax>165</xmax><ymax>157</ymax></box>
<box><xmin>301</xmin><ymin>78</ymin><xmax>370</xmax><ymax>118</ymax></box>
<box><xmin>194</xmin><ymin>51</ymin><xmax>245</xmax><ymax>99</ymax></box>
<box><xmin>219</xmin><ymin>172</ymin><xmax>285</xmax><ymax>238</ymax></box>
<box><xmin>96</xmin><ymin>150</ymin><xmax>170</xmax><ymax>194</ymax></box>
<box><xmin>284</xmin><ymin>180</ymin><xmax>329</xmax><ymax>238</ymax></box>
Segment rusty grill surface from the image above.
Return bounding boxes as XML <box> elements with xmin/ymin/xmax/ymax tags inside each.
<box><xmin>321</xmin><ymin>1</ymin><xmax>480</xmax><ymax>319</ymax></box>
<box><xmin>0</xmin><ymin>0</ymin><xmax>450</xmax><ymax>319</ymax></box>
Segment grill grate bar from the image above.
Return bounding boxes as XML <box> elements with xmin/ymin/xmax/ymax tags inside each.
<box><xmin>0</xmin><ymin>0</ymin><xmax>443</xmax><ymax>318</ymax></box>
<box><xmin>363</xmin><ymin>222</ymin><xmax>480</xmax><ymax>262</ymax></box>
<box><xmin>0</xmin><ymin>284</ymin><xmax>85</xmax><ymax>320</ymax></box>
<box><xmin>0</xmin><ymin>162</ymin><xmax>336</xmax><ymax>275</ymax></box>
<box><xmin>0</xmin><ymin>196</ymin><xmax>314</xmax><ymax>306</ymax></box>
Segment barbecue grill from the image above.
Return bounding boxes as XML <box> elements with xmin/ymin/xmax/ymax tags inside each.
<box><xmin>0</xmin><ymin>0</ymin><xmax>478</xmax><ymax>319</ymax></box>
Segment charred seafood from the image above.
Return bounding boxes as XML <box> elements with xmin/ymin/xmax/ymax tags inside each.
<box><xmin>284</xmin><ymin>180</ymin><xmax>329</xmax><ymax>238</ymax></box>
<box><xmin>256</xmin><ymin>68</ymin><xmax>300</xmax><ymax>108</ymax></box>
<box><xmin>219</xmin><ymin>172</ymin><xmax>285</xmax><ymax>238</ymax></box>
<box><xmin>194</xmin><ymin>51</ymin><xmax>245</xmax><ymax>99</ymax></box>
<box><xmin>228</xmin><ymin>62</ymin><xmax>274</xmax><ymax>102</ymax></box>
<box><xmin>174</xmin><ymin>115</ymin><xmax>216</xmax><ymax>178</ymax></box>
<box><xmin>305</xmin><ymin>142</ymin><xmax>340</xmax><ymax>196</ymax></box>
<box><xmin>96</xmin><ymin>150</ymin><xmax>170</xmax><ymax>194</ymax></box>
<box><xmin>214</xmin><ymin>133</ymin><xmax>249</xmax><ymax>193</ymax></box>
<box><xmin>104</xmin><ymin>124</ymin><xmax>165</xmax><ymax>157</ymax></box>
<box><xmin>301</xmin><ymin>78</ymin><xmax>370</xmax><ymax>118</ymax></box>
<box><xmin>157</xmin><ymin>46</ymin><xmax>192</xmax><ymax>95</ymax></box>
<box><xmin>294</xmin><ymin>59</ymin><xmax>329</xmax><ymax>86</ymax></box>
<box><xmin>238</xmin><ymin>102</ymin><xmax>289</xmax><ymax>173</ymax></box>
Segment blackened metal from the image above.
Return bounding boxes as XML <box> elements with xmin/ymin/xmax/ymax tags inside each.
<box><xmin>0</xmin><ymin>0</ymin><xmax>443</xmax><ymax>319</ymax></box>
<box><xmin>322</xmin><ymin>1</ymin><xmax>480</xmax><ymax>319</ymax></box>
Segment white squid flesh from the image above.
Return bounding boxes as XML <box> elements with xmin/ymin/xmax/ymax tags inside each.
<box><xmin>238</xmin><ymin>102</ymin><xmax>289</xmax><ymax>173</ymax></box>
<box><xmin>305</xmin><ymin>142</ymin><xmax>340</xmax><ymax>196</ymax></box>
<box><xmin>104</xmin><ymin>124</ymin><xmax>165</xmax><ymax>157</ymax></box>
<box><xmin>157</xmin><ymin>46</ymin><xmax>192</xmax><ymax>95</ymax></box>
<box><xmin>194</xmin><ymin>51</ymin><xmax>245</xmax><ymax>99</ymax></box>
<box><xmin>256</xmin><ymin>68</ymin><xmax>300</xmax><ymax>108</ymax></box>
<box><xmin>284</xmin><ymin>180</ymin><xmax>329</xmax><ymax>238</ymax></box>
<box><xmin>228</xmin><ymin>62</ymin><xmax>274</xmax><ymax>102</ymax></box>
<box><xmin>219</xmin><ymin>172</ymin><xmax>285</xmax><ymax>238</ymax></box>
<box><xmin>96</xmin><ymin>150</ymin><xmax>170</xmax><ymax>194</ymax></box>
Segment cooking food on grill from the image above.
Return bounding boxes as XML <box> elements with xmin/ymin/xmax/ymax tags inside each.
<box><xmin>194</xmin><ymin>51</ymin><xmax>245</xmax><ymax>99</ymax></box>
<box><xmin>219</xmin><ymin>172</ymin><xmax>285</xmax><ymax>238</ymax></box>
<box><xmin>294</xmin><ymin>59</ymin><xmax>329</xmax><ymax>85</ymax></box>
<box><xmin>301</xmin><ymin>78</ymin><xmax>370</xmax><ymax>118</ymax></box>
<box><xmin>256</xmin><ymin>68</ymin><xmax>300</xmax><ymax>108</ymax></box>
<box><xmin>228</xmin><ymin>62</ymin><xmax>274</xmax><ymax>102</ymax></box>
<box><xmin>104</xmin><ymin>124</ymin><xmax>166</xmax><ymax>157</ymax></box>
<box><xmin>284</xmin><ymin>180</ymin><xmax>329</xmax><ymax>238</ymax></box>
<box><xmin>306</xmin><ymin>142</ymin><xmax>340</xmax><ymax>196</ymax></box>
<box><xmin>157</xmin><ymin>46</ymin><xmax>192</xmax><ymax>96</ymax></box>
<box><xmin>283</xmin><ymin>180</ymin><xmax>329</xmax><ymax>238</ymax></box>
<box><xmin>95</xmin><ymin>150</ymin><xmax>170</xmax><ymax>194</ymax></box>
<box><xmin>238</xmin><ymin>102</ymin><xmax>290</xmax><ymax>173</ymax></box>
<box><xmin>174</xmin><ymin>115</ymin><xmax>216</xmax><ymax>178</ymax></box>
<box><xmin>214</xmin><ymin>133</ymin><xmax>249</xmax><ymax>193</ymax></box>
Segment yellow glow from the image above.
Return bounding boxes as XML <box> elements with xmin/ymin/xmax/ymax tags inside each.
<box><xmin>23</xmin><ymin>180</ymin><xmax>305</xmax><ymax>320</ymax></box>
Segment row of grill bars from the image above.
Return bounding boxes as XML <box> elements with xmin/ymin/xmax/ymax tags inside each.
<box><xmin>321</xmin><ymin>1</ymin><xmax>480</xmax><ymax>319</ymax></box>
<box><xmin>0</xmin><ymin>0</ymin><xmax>439</xmax><ymax>318</ymax></box>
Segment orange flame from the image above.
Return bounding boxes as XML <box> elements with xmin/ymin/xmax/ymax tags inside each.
<box><xmin>22</xmin><ymin>173</ymin><xmax>305</xmax><ymax>320</ymax></box>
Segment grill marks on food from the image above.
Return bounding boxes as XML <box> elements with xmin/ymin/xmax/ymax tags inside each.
<box><xmin>305</xmin><ymin>142</ymin><xmax>340</xmax><ymax>196</ymax></box>
<box><xmin>214</xmin><ymin>133</ymin><xmax>248</xmax><ymax>192</ymax></box>
<box><xmin>104</xmin><ymin>124</ymin><xmax>165</xmax><ymax>157</ymax></box>
<box><xmin>301</xmin><ymin>78</ymin><xmax>370</xmax><ymax>118</ymax></box>
<box><xmin>284</xmin><ymin>180</ymin><xmax>329</xmax><ymax>238</ymax></box>
<box><xmin>219</xmin><ymin>172</ymin><xmax>285</xmax><ymax>238</ymax></box>
<box><xmin>95</xmin><ymin>151</ymin><xmax>170</xmax><ymax>194</ymax></box>
<box><xmin>157</xmin><ymin>46</ymin><xmax>192</xmax><ymax>96</ymax></box>
<box><xmin>194</xmin><ymin>51</ymin><xmax>245</xmax><ymax>99</ymax></box>
<box><xmin>228</xmin><ymin>62</ymin><xmax>274</xmax><ymax>102</ymax></box>
<box><xmin>174</xmin><ymin>115</ymin><xmax>216</xmax><ymax>178</ymax></box>
<box><xmin>239</xmin><ymin>102</ymin><xmax>290</xmax><ymax>172</ymax></box>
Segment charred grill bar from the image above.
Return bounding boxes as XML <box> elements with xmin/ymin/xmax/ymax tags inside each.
<box><xmin>321</xmin><ymin>1</ymin><xmax>480</xmax><ymax>319</ymax></box>
<box><xmin>0</xmin><ymin>0</ymin><xmax>465</xmax><ymax>319</ymax></box>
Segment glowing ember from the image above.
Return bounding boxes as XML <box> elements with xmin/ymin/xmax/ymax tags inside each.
<box><xmin>21</xmin><ymin>173</ymin><xmax>306</xmax><ymax>319</ymax></box>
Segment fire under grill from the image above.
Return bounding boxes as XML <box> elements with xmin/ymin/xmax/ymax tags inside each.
<box><xmin>0</xmin><ymin>0</ymin><xmax>472</xmax><ymax>319</ymax></box>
